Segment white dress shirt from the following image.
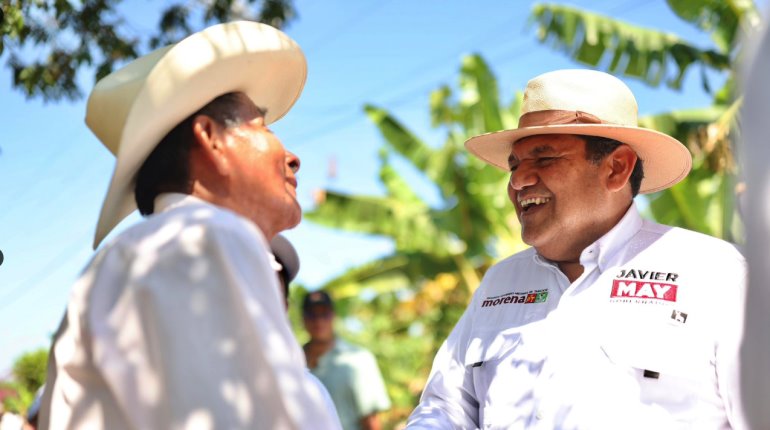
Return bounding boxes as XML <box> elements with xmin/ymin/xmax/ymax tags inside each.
<box><xmin>407</xmin><ymin>203</ymin><xmax>747</xmax><ymax>430</ymax></box>
<box><xmin>39</xmin><ymin>193</ymin><xmax>338</xmax><ymax>430</ymax></box>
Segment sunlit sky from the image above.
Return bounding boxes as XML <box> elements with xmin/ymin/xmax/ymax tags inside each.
<box><xmin>0</xmin><ymin>0</ymin><xmax>722</xmax><ymax>373</ymax></box>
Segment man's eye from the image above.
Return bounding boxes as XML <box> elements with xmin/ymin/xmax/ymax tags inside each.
<box><xmin>536</xmin><ymin>157</ymin><xmax>556</xmax><ymax>165</ymax></box>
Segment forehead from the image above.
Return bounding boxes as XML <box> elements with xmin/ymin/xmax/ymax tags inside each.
<box><xmin>509</xmin><ymin>134</ymin><xmax>585</xmax><ymax>158</ymax></box>
<box><xmin>304</xmin><ymin>303</ymin><xmax>333</xmax><ymax>313</ymax></box>
<box><xmin>232</xmin><ymin>93</ymin><xmax>265</xmax><ymax>120</ymax></box>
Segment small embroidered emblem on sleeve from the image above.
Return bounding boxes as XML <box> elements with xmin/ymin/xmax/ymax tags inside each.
<box><xmin>671</xmin><ymin>309</ymin><xmax>688</xmax><ymax>323</ymax></box>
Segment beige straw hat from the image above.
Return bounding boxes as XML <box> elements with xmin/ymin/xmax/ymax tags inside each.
<box><xmin>86</xmin><ymin>21</ymin><xmax>307</xmax><ymax>248</ymax></box>
<box><xmin>465</xmin><ymin>69</ymin><xmax>691</xmax><ymax>194</ymax></box>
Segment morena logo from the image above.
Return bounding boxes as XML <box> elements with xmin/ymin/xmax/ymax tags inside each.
<box><xmin>0</xmin><ymin>249</ymin><xmax>4</xmax><ymax>267</ymax></box>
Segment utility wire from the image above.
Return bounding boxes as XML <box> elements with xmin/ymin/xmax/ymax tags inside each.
<box><xmin>285</xmin><ymin>0</ymin><xmax>655</xmax><ymax>148</ymax></box>
<box><xmin>0</xmin><ymin>233</ymin><xmax>89</xmax><ymax>313</ymax></box>
<box><xmin>301</xmin><ymin>0</ymin><xmax>397</xmax><ymax>54</ymax></box>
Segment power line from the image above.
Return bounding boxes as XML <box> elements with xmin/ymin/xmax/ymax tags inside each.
<box><xmin>301</xmin><ymin>0</ymin><xmax>396</xmax><ymax>54</ymax></box>
<box><xmin>0</xmin><ymin>233</ymin><xmax>89</xmax><ymax>313</ymax></box>
<box><xmin>285</xmin><ymin>0</ymin><xmax>657</xmax><ymax>148</ymax></box>
<box><xmin>298</xmin><ymin>14</ymin><xmax>525</xmax><ymax>115</ymax></box>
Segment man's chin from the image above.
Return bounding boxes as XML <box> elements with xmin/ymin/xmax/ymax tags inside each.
<box><xmin>279</xmin><ymin>206</ymin><xmax>302</xmax><ymax>231</ymax></box>
<box><xmin>520</xmin><ymin>229</ymin><xmax>545</xmax><ymax>249</ymax></box>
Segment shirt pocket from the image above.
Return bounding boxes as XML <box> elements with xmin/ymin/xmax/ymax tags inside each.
<box><xmin>601</xmin><ymin>328</ymin><xmax>711</xmax><ymax>423</ymax></box>
<box><xmin>464</xmin><ymin>328</ymin><xmax>542</xmax><ymax>429</ymax></box>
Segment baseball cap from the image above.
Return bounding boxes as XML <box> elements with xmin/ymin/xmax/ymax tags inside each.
<box><xmin>302</xmin><ymin>290</ymin><xmax>333</xmax><ymax>313</ymax></box>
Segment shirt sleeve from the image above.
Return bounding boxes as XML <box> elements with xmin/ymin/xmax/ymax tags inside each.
<box><xmin>85</xmin><ymin>218</ymin><xmax>337</xmax><ymax>430</ymax></box>
<box><xmin>350</xmin><ymin>349</ymin><xmax>391</xmax><ymax>417</ymax></box>
<box><xmin>406</xmin><ymin>305</ymin><xmax>479</xmax><ymax>429</ymax></box>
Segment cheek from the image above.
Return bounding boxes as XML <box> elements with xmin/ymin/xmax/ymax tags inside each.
<box><xmin>507</xmin><ymin>182</ymin><xmax>517</xmax><ymax>205</ymax></box>
<box><xmin>251</xmin><ymin>133</ymin><xmax>271</xmax><ymax>152</ymax></box>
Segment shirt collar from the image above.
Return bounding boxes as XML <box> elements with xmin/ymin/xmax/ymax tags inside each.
<box><xmin>154</xmin><ymin>192</ymin><xmax>210</xmax><ymax>213</ymax></box>
<box><xmin>580</xmin><ymin>201</ymin><xmax>643</xmax><ymax>272</ymax></box>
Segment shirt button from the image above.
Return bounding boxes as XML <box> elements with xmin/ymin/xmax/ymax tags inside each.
<box><xmin>536</xmin><ymin>410</ymin><xmax>543</xmax><ymax>420</ymax></box>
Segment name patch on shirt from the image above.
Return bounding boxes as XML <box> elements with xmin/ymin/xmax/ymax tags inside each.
<box><xmin>610</xmin><ymin>269</ymin><xmax>679</xmax><ymax>304</ymax></box>
<box><xmin>481</xmin><ymin>289</ymin><xmax>549</xmax><ymax>308</ymax></box>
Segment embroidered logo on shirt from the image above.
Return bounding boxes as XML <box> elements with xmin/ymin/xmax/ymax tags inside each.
<box><xmin>671</xmin><ymin>309</ymin><xmax>688</xmax><ymax>323</ymax></box>
<box><xmin>609</xmin><ymin>269</ymin><xmax>679</xmax><ymax>304</ymax></box>
<box><xmin>481</xmin><ymin>289</ymin><xmax>549</xmax><ymax>308</ymax></box>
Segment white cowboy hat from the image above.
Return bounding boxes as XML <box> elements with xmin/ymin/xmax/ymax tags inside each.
<box><xmin>87</xmin><ymin>21</ymin><xmax>307</xmax><ymax>248</ymax></box>
<box><xmin>465</xmin><ymin>69</ymin><xmax>692</xmax><ymax>194</ymax></box>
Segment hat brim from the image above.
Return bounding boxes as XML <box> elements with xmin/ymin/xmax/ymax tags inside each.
<box><xmin>464</xmin><ymin>124</ymin><xmax>692</xmax><ymax>194</ymax></box>
<box><xmin>92</xmin><ymin>22</ymin><xmax>307</xmax><ymax>248</ymax></box>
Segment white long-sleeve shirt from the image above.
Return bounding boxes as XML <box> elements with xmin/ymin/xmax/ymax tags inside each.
<box><xmin>39</xmin><ymin>193</ymin><xmax>338</xmax><ymax>430</ymax></box>
<box><xmin>407</xmin><ymin>204</ymin><xmax>747</xmax><ymax>430</ymax></box>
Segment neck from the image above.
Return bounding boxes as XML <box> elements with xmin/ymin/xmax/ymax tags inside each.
<box><xmin>557</xmin><ymin>260</ymin><xmax>584</xmax><ymax>283</ymax></box>
<box><xmin>305</xmin><ymin>337</ymin><xmax>335</xmax><ymax>364</ymax></box>
<box><xmin>190</xmin><ymin>183</ymin><xmax>276</xmax><ymax>240</ymax></box>
<box><xmin>307</xmin><ymin>337</ymin><xmax>334</xmax><ymax>351</ymax></box>
<box><xmin>541</xmin><ymin>201</ymin><xmax>633</xmax><ymax>283</ymax></box>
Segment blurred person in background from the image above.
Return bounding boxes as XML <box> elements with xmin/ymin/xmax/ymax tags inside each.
<box><xmin>38</xmin><ymin>21</ymin><xmax>338</xmax><ymax>430</ymax></box>
<box><xmin>302</xmin><ymin>291</ymin><xmax>391</xmax><ymax>430</ymax></box>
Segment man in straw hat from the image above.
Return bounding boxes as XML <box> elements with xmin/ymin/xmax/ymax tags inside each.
<box><xmin>406</xmin><ymin>69</ymin><xmax>747</xmax><ymax>429</ymax></box>
<box><xmin>38</xmin><ymin>21</ymin><xmax>339</xmax><ymax>429</ymax></box>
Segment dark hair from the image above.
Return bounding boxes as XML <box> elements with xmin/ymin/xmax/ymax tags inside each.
<box><xmin>581</xmin><ymin>135</ymin><xmax>645</xmax><ymax>197</ymax></box>
<box><xmin>134</xmin><ymin>92</ymin><xmax>253</xmax><ymax>215</ymax></box>
<box><xmin>278</xmin><ymin>266</ymin><xmax>291</xmax><ymax>299</ymax></box>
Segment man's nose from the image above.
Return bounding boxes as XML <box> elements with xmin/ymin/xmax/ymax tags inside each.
<box><xmin>509</xmin><ymin>162</ymin><xmax>537</xmax><ymax>191</ymax></box>
<box><xmin>286</xmin><ymin>151</ymin><xmax>300</xmax><ymax>174</ymax></box>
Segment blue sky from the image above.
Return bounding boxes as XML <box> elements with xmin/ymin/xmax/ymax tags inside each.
<box><xmin>0</xmin><ymin>0</ymin><xmax>721</xmax><ymax>373</ymax></box>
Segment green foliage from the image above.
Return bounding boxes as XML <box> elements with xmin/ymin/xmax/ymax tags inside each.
<box><xmin>1</xmin><ymin>347</ymin><xmax>48</xmax><ymax>415</ymax></box>
<box><xmin>640</xmin><ymin>100</ymin><xmax>743</xmax><ymax>241</ymax></box>
<box><xmin>0</xmin><ymin>0</ymin><xmax>295</xmax><ymax>101</ymax></box>
<box><xmin>666</xmin><ymin>0</ymin><xmax>760</xmax><ymax>51</ymax></box>
<box><xmin>530</xmin><ymin>3</ymin><xmax>731</xmax><ymax>90</ymax></box>
<box><xmin>13</xmin><ymin>348</ymin><xmax>48</xmax><ymax>393</ymax></box>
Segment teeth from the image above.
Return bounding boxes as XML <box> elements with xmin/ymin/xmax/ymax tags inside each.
<box><xmin>519</xmin><ymin>197</ymin><xmax>550</xmax><ymax>208</ymax></box>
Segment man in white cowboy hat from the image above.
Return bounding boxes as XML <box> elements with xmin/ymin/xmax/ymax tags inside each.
<box><xmin>407</xmin><ymin>69</ymin><xmax>747</xmax><ymax>429</ymax></box>
<box><xmin>38</xmin><ymin>21</ymin><xmax>339</xmax><ymax>430</ymax></box>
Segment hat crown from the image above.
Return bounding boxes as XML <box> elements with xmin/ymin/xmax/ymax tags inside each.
<box><xmin>86</xmin><ymin>46</ymin><xmax>174</xmax><ymax>155</ymax></box>
<box><xmin>521</xmin><ymin>69</ymin><xmax>638</xmax><ymax>127</ymax></box>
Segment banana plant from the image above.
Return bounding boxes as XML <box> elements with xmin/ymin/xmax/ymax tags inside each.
<box><xmin>306</xmin><ymin>54</ymin><xmax>527</xmax><ymax>299</ymax></box>
<box><xmin>303</xmin><ymin>55</ymin><xmax>529</xmax><ymax>424</ymax></box>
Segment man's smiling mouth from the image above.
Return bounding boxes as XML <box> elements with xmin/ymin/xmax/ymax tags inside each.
<box><xmin>519</xmin><ymin>197</ymin><xmax>551</xmax><ymax>212</ymax></box>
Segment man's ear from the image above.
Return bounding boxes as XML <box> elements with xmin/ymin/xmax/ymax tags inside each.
<box><xmin>191</xmin><ymin>115</ymin><xmax>229</xmax><ymax>176</ymax></box>
<box><xmin>605</xmin><ymin>144</ymin><xmax>637</xmax><ymax>193</ymax></box>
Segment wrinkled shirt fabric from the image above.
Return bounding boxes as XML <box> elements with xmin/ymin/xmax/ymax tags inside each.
<box><xmin>39</xmin><ymin>193</ymin><xmax>338</xmax><ymax>430</ymax></box>
<box><xmin>407</xmin><ymin>204</ymin><xmax>747</xmax><ymax>430</ymax></box>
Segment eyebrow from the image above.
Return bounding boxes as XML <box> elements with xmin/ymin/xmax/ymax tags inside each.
<box><xmin>508</xmin><ymin>144</ymin><xmax>557</xmax><ymax>167</ymax></box>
